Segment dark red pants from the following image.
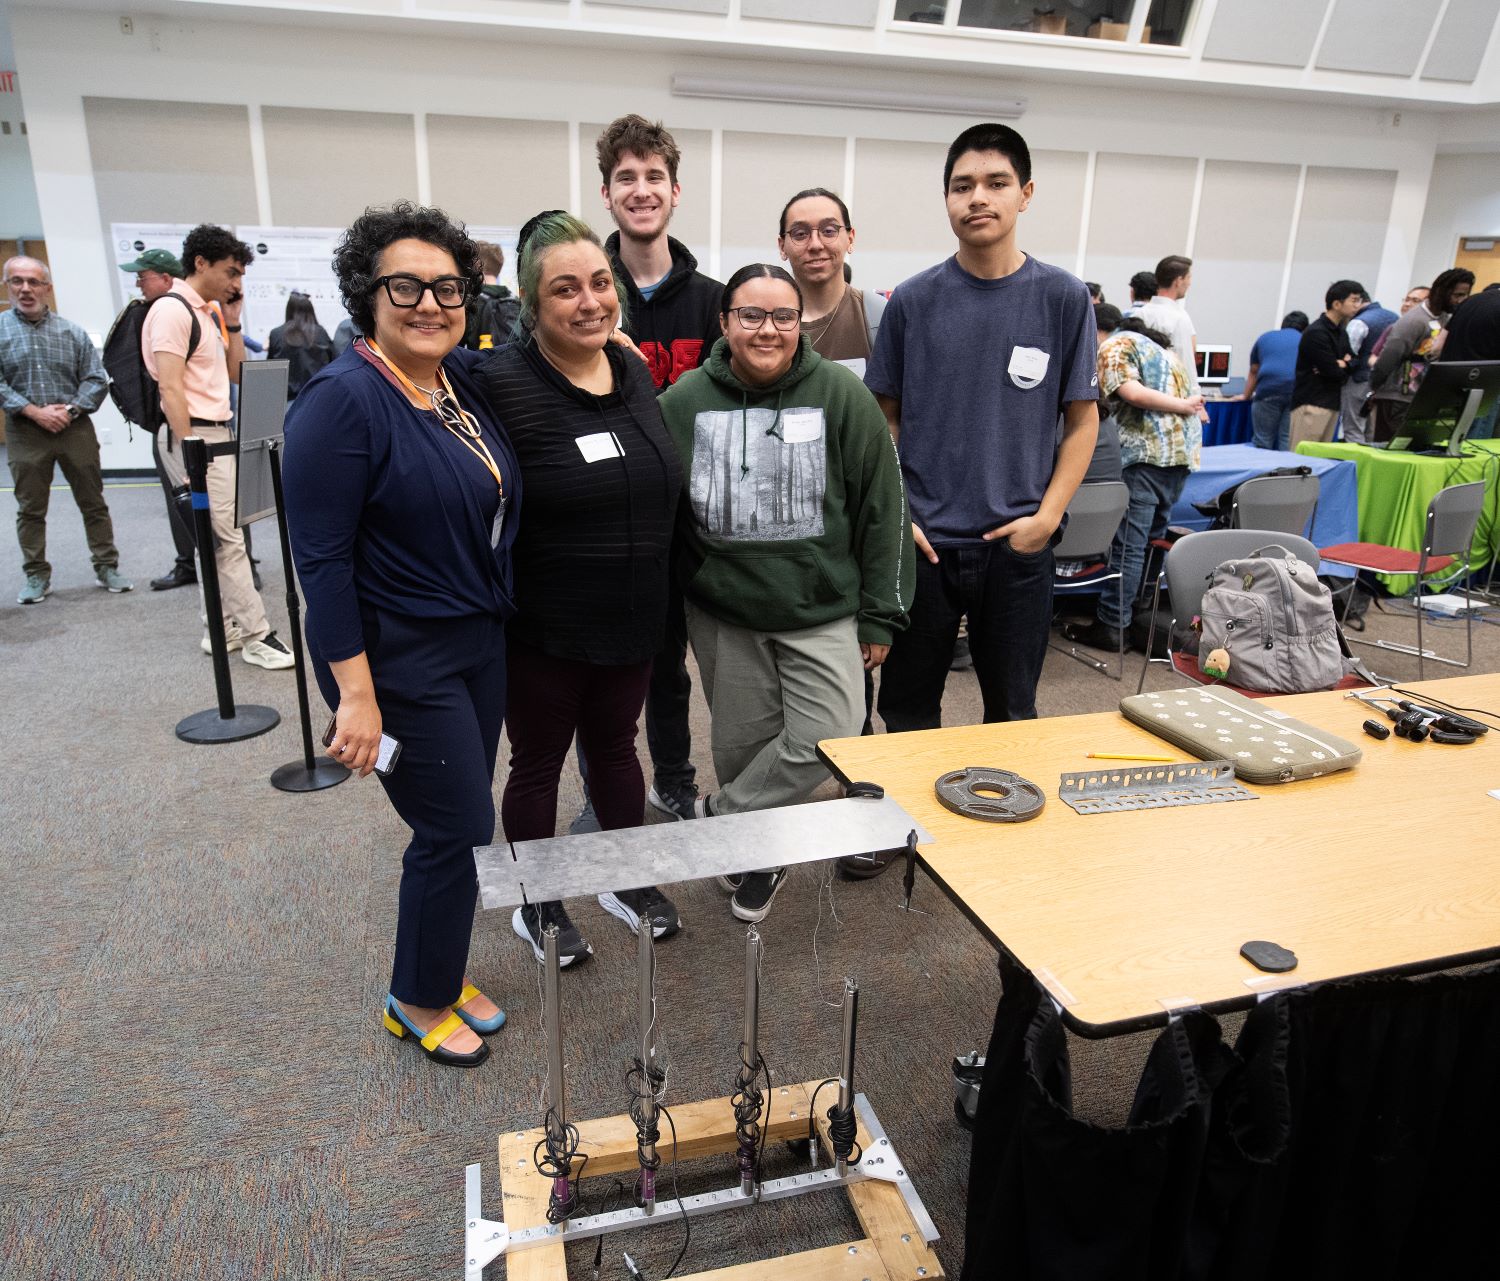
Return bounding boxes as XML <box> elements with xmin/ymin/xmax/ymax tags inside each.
<box><xmin>500</xmin><ymin>641</ymin><xmax>653</xmax><ymax>842</ymax></box>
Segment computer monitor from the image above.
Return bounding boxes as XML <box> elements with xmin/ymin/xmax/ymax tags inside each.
<box><xmin>1387</xmin><ymin>360</ymin><xmax>1500</xmax><ymax>456</ymax></box>
<box><xmin>1195</xmin><ymin>345</ymin><xmax>1231</xmax><ymax>386</ymax></box>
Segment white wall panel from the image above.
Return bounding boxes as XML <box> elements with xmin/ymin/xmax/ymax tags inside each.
<box><xmin>719</xmin><ymin>129</ymin><xmax>845</xmax><ymax>283</ymax></box>
<box><xmin>1189</xmin><ymin>160</ymin><xmax>1301</xmax><ymax>378</ymax></box>
<box><xmin>1316</xmin><ymin>0</ymin><xmax>1442</xmax><ymax>76</ymax></box>
<box><xmin>1419</xmin><ymin>0</ymin><xmax>1500</xmax><ymax>83</ymax></box>
<box><xmin>1285</xmin><ymin>166</ymin><xmax>1398</xmax><ymax>320</ymax></box>
<box><xmin>1413</xmin><ymin>151</ymin><xmax>1500</xmax><ymax>283</ymax></box>
<box><xmin>1083</xmin><ymin>153</ymin><xmax>1197</xmax><ymax>307</ymax></box>
<box><xmin>1202</xmin><ymin>0</ymin><xmax>1331</xmax><ymax>68</ymax></box>
<box><xmin>742</xmin><ymin>0</ymin><xmax>879</xmax><ymax>25</ymax></box>
<box><xmin>83</xmin><ymin>98</ymin><xmax>258</xmax><ymax>228</ymax></box>
<box><xmin>261</xmin><ymin>107</ymin><xmax>417</xmax><ymax>227</ymax></box>
<box><xmin>1025</xmin><ymin>149</ymin><xmax>1088</xmax><ymax>275</ymax></box>
<box><xmin>428</xmin><ymin>115</ymin><xmax>570</xmax><ymax>230</ymax></box>
<box><xmin>588</xmin><ymin>0</ymin><xmax>729</xmax><ymax>12</ymax></box>
<box><xmin>849</xmin><ymin>137</ymin><xmax>951</xmax><ymax>296</ymax></box>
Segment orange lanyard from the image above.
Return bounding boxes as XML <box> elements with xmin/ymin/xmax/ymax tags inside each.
<box><xmin>364</xmin><ymin>339</ymin><xmax>505</xmax><ymax>501</ymax></box>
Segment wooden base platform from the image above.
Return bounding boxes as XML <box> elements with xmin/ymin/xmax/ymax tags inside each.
<box><xmin>493</xmin><ymin>1080</ymin><xmax>944</xmax><ymax>1281</ymax></box>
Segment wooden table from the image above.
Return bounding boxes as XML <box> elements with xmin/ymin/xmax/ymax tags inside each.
<box><xmin>819</xmin><ymin>674</ymin><xmax>1500</xmax><ymax>1036</ymax></box>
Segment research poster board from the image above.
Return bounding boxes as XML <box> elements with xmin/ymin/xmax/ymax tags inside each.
<box><xmin>235</xmin><ymin>226</ymin><xmax>347</xmax><ymax>343</ymax></box>
<box><xmin>109</xmin><ymin>222</ymin><xmax>195</xmax><ymax>310</ymax></box>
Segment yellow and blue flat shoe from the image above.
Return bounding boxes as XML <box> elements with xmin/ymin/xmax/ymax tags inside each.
<box><xmin>453</xmin><ymin>982</ymin><xmax>507</xmax><ymax>1035</ymax></box>
<box><xmin>382</xmin><ymin>996</ymin><xmax>490</xmax><ymax>1068</ymax></box>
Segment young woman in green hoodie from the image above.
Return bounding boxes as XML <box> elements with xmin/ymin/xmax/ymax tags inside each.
<box><xmin>658</xmin><ymin>264</ymin><xmax>915</xmax><ymax>924</ymax></box>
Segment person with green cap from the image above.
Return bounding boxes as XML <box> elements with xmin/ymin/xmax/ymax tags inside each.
<box><xmin>116</xmin><ymin>247</ymin><xmax>200</xmax><ymax>590</ymax></box>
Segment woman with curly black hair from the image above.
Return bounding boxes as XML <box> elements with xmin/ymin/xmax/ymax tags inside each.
<box><xmin>282</xmin><ymin>202</ymin><xmax>522</xmax><ymax>1069</ymax></box>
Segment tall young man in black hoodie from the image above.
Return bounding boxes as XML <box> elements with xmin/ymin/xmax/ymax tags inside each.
<box><xmin>587</xmin><ymin>115</ymin><xmax>722</xmax><ymax>823</ymax></box>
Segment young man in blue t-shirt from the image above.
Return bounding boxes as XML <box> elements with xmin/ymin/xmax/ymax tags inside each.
<box><xmin>864</xmin><ymin>123</ymin><xmax>1099</xmax><ymax>731</ymax></box>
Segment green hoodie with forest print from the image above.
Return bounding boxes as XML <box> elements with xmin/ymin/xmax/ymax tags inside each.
<box><xmin>658</xmin><ymin>335</ymin><xmax>915</xmax><ymax>645</ymax></box>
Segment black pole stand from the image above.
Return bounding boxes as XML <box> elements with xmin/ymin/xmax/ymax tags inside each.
<box><xmin>266</xmin><ymin>440</ymin><xmax>349</xmax><ymax>792</ymax></box>
<box><xmin>175</xmin><ymin>435</ymin><xmax>281</xmax><ymax>745</ymax></box>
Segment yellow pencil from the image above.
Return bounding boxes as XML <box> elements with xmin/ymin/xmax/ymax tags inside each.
<box><xmin>1086</xmin><ymin>752</ymin><xmax>1177</xmax><ymax>762</ymax></box>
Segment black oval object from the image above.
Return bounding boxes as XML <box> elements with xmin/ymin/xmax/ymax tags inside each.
<box><xmin>1240</xmin><ymin>939</ymin><xmax>1298</xmax><ymax>973</ymax></box>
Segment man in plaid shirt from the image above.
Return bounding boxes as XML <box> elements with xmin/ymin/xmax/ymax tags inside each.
<box><xmin>2</xmin><ymin>256</ymin><xmax>132</xmax><ymax>604</ymax></box>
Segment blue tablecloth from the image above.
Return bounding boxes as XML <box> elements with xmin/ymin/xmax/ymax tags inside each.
<box><xmin>1171</xmin><ymin>445</ymin><xmax>1359</xmax><ymax>575</ymax></box>
<box><xmin>1202</xmin><ymin>399</ymin><xmax>1253</xmax><ymax>447</ymax></box>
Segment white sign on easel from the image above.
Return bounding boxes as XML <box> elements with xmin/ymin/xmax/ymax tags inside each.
<box><xmin>235</xmin><ymin>226</ymin><xmax>348</xmax><ymax>345</ymax></box>
<box><xmin>466</xmin><ymin>225</ymin><xmax>522</xmax><ymax>293</ymax></box>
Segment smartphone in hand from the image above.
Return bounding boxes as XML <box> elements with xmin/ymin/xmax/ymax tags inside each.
<box><xmin>322</xmin><ymin>714</ymin><xmax>402</xmax><ymax>776</ymax></box>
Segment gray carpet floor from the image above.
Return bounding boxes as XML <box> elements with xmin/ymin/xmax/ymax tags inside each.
<box><xmin>3</xmin><ymin>461</ymin><xmax>1498</xmax><ymax>1280</ymax></box>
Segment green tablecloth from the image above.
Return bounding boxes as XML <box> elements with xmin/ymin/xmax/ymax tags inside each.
<box><xmin>1295</xmin><ymin>439</ymin><xmax>1500</xmax><ymax>594</ymax></box>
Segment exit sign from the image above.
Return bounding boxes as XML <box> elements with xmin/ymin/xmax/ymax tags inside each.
<box><xmin>0</xmin><ymin>71</ymin><xmax>16</xmax><ymax>93</ymax></box>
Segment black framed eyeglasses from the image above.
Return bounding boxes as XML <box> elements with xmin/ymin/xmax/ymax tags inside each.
<box><xmin>372</xmin><ymin>274</ymin><xmax>470</xmax><ymax>308</ymax></box>
<box><xmin>728</xmin><ymin>306</ymin><xmax>802</xmax><ymax>332</ymax></box>
<box><xmin>783</xmin><ymin>222</ymin><xmax>848</xmax><ymax>245</ymax></box>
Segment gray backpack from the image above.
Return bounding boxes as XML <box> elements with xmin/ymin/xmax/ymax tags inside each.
<box><xmin>1197</xmin><ymin>546</ymin><xmax>1351</xmax><ymax>692</ymax></box>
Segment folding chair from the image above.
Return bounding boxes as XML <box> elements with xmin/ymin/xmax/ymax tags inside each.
<box><xmin>1230</xmin><ymin>472</ymin><xmax>1320</xmax><ymax>537</ymax></box>
<box><xmin>1135</xmin><ymin>529</ymin><xmax>1361</xmax><ymax>696</ymax></box>
<box><xmin>1318</xmin><ymin>481</ymin><xmax>1486</xmax><ymax>679</ymax></box>
<box><xmin>1050</xmin><ymin>481</ymin><xmax>1129</xmax><ymax>678</ymax></box>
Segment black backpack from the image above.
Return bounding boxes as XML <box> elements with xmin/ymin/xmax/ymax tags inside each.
<box><xmin>463</xmin><ymin>290</ymin><xmax>523</xmax><ymax>351</ymax></box>
<box><xmin>103</xmin><ymin>293</ymin><xmax>200</xmax><ymax>435</ymax></box>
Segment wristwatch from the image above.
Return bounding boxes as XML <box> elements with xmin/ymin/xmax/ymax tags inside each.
<box><xmin>226</xmin><ymin>324</ymin><xmax>243</xmax><ymax>333</ymax></box>
<box><xmin>67</xmin><ymin>405</ymin><xmax>83</xmax><ymax>421</ymax></box>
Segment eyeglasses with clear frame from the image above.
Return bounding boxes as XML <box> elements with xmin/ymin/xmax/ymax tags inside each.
<box><xmin>782</xmin><ymin>222</ymin><xmax>848</xmax><ymax>245</ymax></box>
<box><xmin>728</xmin><ymin>306</ymin><xmax>802</xmax><ymax>332</ymax></box>
<box><xmin>371</xmin><ymin>274</ymin><xmax>470</xmax><ymax>309</ymax></box>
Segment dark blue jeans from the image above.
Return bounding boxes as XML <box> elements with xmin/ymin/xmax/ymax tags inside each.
<box><xmin>1251</xmin><ymin>395</ymin><xmax>1291</xmax><ymax>451</ymax></box>
<box><xmin>877</xmin><ymin>537</ymin><xmax>1055</xmax><ymax>730</ymax></box>
<box><xmin>1099</xmin><ymin>464</ymin><xmax>1190</xmax><ymax>631</ymax></box>
<box><xmin>312</xmin><ymin>608</ymin><xmax>506</xmax><ymax>1009</ymax></box>
<box><xmin>645</xmin><ymin>581</ymin><xmax>695</xmax><ymax>791</ymax></box>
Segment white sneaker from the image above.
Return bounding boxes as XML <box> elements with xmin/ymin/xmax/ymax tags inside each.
<box><xmin>202</xmin><ymin>624</ymin><xmax>245</xmax><ymax>654</ymax></box>
<box><xmin>242</xmin><ymin>631</ymin><xmax>295</xmax><ymax>670</ymax></box>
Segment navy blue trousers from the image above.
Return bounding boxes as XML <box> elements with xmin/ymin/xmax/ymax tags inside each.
<box><xmin>313</xmin><ymin>608</ymin><xmax>506</xmax><ymax>1008</ymax></box>
<box><xmin>878</xmin><ymin>537</ymin><xmax>1057</xmax><ymax>730</ymax></box>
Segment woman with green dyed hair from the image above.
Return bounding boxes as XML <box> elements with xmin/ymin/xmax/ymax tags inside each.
<box><xmin>476</xmin><ymin>211</ymin><xmax>684</xmax><ymax>968</ymax></box>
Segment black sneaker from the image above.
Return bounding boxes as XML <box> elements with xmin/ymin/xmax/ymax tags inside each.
<box><xmin>716</xmin><ymin>872</ymin><xmax>745</xmax><ymax>893</ymax></box>
<box><xmin>598</xmin><ymin>886</ymin><xmax>682</xmax><ymax>939</ymax></box>
<box><xmin>512</xmin><ymin>901</ymin><xmax>593</xmax><ymax>967</ymax></box>
<box><xmin>949</xmin><ymin>634</ymin><xmax>972</xmax><ymax>671</ymax></box>
<box><xmin>1061</xmin><ymin>619</ymin><xmax>1122</xmax><ymax>651</ymax></box>
<box><xmin>648</xmin><ymin>781</ymin><xmax>699</xmax><ymax>821</ymax></box>
<box><xmin>151</xmin><ymin>563</ymin><xmax>196</xmax><ymax>591</ymax></box>
<box><xmin>731</xmin><ymin>869</ymin><xmax>788</xmax><ymax>924</ymax></box>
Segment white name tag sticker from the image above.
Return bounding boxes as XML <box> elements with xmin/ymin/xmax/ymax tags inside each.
<box><xmin>781</xmin><ymin>410</ymin><xmax>824</xmax><ymax>445</ymax></box>
<box><xmin>1008</xmin><ymin>345</ymin><xmax>1050</xmax><ymax>389</ymax></box>
<box><xmin>836</xmin><ymin>357</ymin><xmax>867</xmax><ymax>377</ymax></box>
<box><xmin>576</xmin><ymin>431</ymin><xmax>623</xmax><ymax>463</ymax></box>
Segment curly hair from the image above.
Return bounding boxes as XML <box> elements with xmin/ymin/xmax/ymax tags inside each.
<box><xmin>181</xmin><ymin>224</ymin><xmax>254</xmax><ymax>275</ymax></box>
<box><xmin>596</xmin><ymin>115</ymin><xmax>681</xmax><ymax>186</ymax></box>
<box><xmin>515</xmin><ymin>211</ymin><xmax>628</xmax><ymax>335</ymax></box>
<box><xmin>332</xmin><ymin>201</ymin><xmax>482</xmax><ymax>338</ymax></box>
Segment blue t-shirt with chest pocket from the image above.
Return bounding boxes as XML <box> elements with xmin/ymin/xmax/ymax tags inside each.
<box><xmin>864</xmin><ymin>253</ymin><xmax>1098</xmax><ymax>547</ymax></box>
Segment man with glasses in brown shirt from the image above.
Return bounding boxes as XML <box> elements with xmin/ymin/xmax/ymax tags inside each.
<box><xmin>777</xmin><ymin>188</ymin><xmax>886</xmax><ymax>370</ymax></box>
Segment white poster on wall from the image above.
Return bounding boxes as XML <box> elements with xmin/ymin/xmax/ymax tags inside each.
<box><xmin>234</xmin><ymin>226</ymin><xmax>347</xmax><ymax>345</ymax></box>
<box><xmin>109</xmin><ymin>222</ymin><xmax>195</xmax><ymax>310</ymax></box>
<box><xmin>467</xmin><ymin>225</ymin><xmax>522</xmax><ymax>292</ymax></box>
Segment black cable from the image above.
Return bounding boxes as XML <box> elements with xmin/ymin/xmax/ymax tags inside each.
<box><xmin>591</xmin><ymin>1178</ymin><xmax>630</xmax><ymax>1279</ymax></box>
<box><xmin>1387</xmin><ymin>684</ymin><xmax>1500</xmax><ymax>729</ymax></box>
<box><xmin>659</xmin><ymin>1102</ymin><xmax>691</xmax><ymax>1279</ymax></box>
<box><xmin>808</xmin><ymin>1077</ymin><xmax>863</xmax><ymax>1168</ymax></box>
<box><xmin>534</xmin><ymin>1107</ymin><xmax>588</xmax><ymax>1223</ymax></box>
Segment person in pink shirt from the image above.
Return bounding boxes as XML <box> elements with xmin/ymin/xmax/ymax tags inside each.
<box><xmin>142</xmin><ymin>224</ymin><xmax>293</xmax><ymax>669</ymax></box>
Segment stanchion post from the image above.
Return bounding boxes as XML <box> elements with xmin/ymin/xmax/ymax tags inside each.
<box><xmin>174</xmin><ymin>435</ymin><xmax>280</xmax><ymax>745</ymax></box>
<box><xmin>267</xmin><ymin>440</ymin><xmax>349</xmax><ymax>792</ymax></box>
